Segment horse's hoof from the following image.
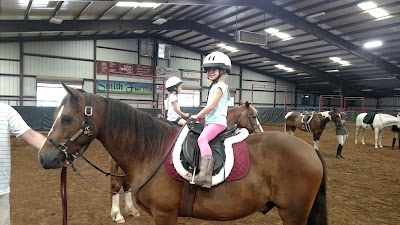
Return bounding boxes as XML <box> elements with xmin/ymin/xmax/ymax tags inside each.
<box><xmin>114</xmin><ymin>215</ymin><xmax>125</xmax><ymax>224</ymax></box>
<box><xmin>130</xmin><ymin>211</ymin><xmax>140</xmax><ymax>217</ymax></box>
<box><xmin>336</xmin><ymin>155</ymin><xmax>341</xmax><ymax>159</ymax></box>
<box><xmin>379</xmin><ymin>146</ymin><xmax>383</xmax><ymax>148</ymax></box>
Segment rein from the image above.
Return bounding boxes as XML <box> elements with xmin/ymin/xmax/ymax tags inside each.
<box><xmin>243</xmin><ymin>111</ymin><xmax>257</xmax><ymax>133</ymax></box>
<box><xmin>69</xmin><ymin>125</ymin><xmax>184</xmax><ymax>194</ymax></box>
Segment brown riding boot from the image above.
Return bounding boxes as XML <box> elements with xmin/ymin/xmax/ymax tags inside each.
<box><xmin>194</xmin><ymin>155</ymin><xmax>214</xmax><ymax>188</ymax></box>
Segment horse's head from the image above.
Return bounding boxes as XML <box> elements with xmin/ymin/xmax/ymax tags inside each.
<box><xmin>39</xmin><ymin>83</ymin><xmax>100</xmax><ymax>169</ymax></box>
<box><xmin>329</xmin><ymin>108</ymin><xmax>342</xmax><ymax>124</ymax></box>
<box><xmin>233</xmin><ymin>101</ymin><xmax>263</xmax><ymax>133</ymax></box>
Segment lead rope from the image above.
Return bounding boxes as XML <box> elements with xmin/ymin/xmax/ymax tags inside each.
<box><xmin>61</xmin><ymin>166</ymin><xmax>68</xmax><ymax>225</ymax></box>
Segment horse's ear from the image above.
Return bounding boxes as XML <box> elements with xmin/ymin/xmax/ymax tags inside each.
<box><xmin>239</xmin><ymin>100</ymin><xmax>244</xmax><ymax>106</ymax></box>
<box><xmin>245</xmin><ymin>101</ymin><xmax>250</xmax><ymax>108</ymax></box>
<box><xmin>61</xmin><ymin>82</ymin><xmax>81</xmax><ymax>98</ymax></box>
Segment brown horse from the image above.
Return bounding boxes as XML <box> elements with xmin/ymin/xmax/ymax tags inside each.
<box><xmin>109</xmin><ymin>100</ymin><xmax>263</xmax><ymax>223</ymax></box>
<box><xmin>284</xmin><ymin>110</ymin><xmax>341</xmax><ymax>149</ymax></box>
<box><xmin>39</xmin><ymin>84</ymin><xmax>328</xmax><ymax>225</ymax></box>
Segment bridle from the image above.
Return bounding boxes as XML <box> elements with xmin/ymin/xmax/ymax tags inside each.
<box><xmin>47</xmin><ymin>93</ymin><xmax>95</xmax><ymax>163</ymax></box>
<box><xmin>242</xmin><ymin>111</ymin><xmax>259</xmax><ymax>133</ymax></box>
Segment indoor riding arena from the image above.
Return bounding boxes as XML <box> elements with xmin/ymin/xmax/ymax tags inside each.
<box><xmin>1</xmin><ymin>1</ymin><xmax>400</xmax><ymax>225</ymax></box>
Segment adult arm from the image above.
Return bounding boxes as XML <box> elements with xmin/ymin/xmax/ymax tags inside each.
<box><xmin>20</xmin><ymin>129</ymin><xmax>46</xmax><ymax>150</ymax></box>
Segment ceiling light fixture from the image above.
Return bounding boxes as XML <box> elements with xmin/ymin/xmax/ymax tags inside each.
<box><xmin>325</xmin><ymin>69</ymin><xmax>339</xmax><ymax>73</ymax></box>
<box><xmin>357</xmin><ymin>1</ymin><xmax>377</xmax><ymax>10</ymax></box>
<box><xmin>265</xmin><ymin>28</ymin><xmax>292</xmax><ymax>41</ymax></box>
<box><xmin>49</xmin><ymin>17</ymin><xmax>63</xmax><ymax>24</ymax></box>
<box><xmin>116</xmin><ymin>2</ymin><xmax>160</xmax><ymax>8</ymax></box>
<box><xmin>153</xmin><ymin>18</ymin><xmax>168</xmax><ymax>25</ymax></box>
<box><xmin>217</xmin><ymin>43</ymin><xmax>239</xmax><ymax>53</ymax></box>
<box><xmin>363</xmin><ymin>40</ymin><xmax>382</xmax><ymax>48</ymax></box>
<box><xmin>361</xmin><ymin>89</ymin><xmax>372</xmax><ymax>92</ymax></box>
<box><xmin>306</xmin><ymin>12</ymin><xmax>326</xmax><ymax>19</ymax></box>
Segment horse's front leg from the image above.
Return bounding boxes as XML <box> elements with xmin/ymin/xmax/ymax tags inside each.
<box><xmin>355</xmin><ymin>126</ymin><xmax>359</xmax><ymax>144</ymax></box>
<box><xmin>124</xmin><ymin>189</ymin><xmax>140</xmax><ymax>217</ymax></box>
<box><xmin>111</xmin><ymin>194</ymin><xmax>125</xmax><ymax>223</ymax></box>
<box><xmin>374</xmin><ymin>128</ymin><xmax>380</xmax><ymax>148</ymax></box>
<box><xmin>312</xmin><ymin>132</ymin><xmax>319</xmax><ymax>149</ymax></box>
<box><xmin>378</xmin><ymin>130</ymin><xmax>384</xmax><ymax>148</ymax></box>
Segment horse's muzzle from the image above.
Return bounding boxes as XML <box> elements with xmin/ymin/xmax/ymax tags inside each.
<box><xmin>38</xmin><ymin>152</ymin><xmax>64</xmax><ymax>169</ymax></box>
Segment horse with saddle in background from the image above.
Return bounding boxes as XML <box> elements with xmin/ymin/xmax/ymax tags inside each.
<box><xmin>355</xmin><ymin>112</ymin><xmax>400</xmax><ymax>148</ymax></box>
<box><xmin>39</xmin><ymin>84</ymin><xmax>328</xmax><ymax>225</ymax></box>
<box><xmin>109</xmin><ymin>100</ymin><xmax>264</xmax><ymax>223</ymax></box>
<box><xmin>284</xmin><ymin>109</ymin><xmax>342</xmax><ymax>149</ymax></box>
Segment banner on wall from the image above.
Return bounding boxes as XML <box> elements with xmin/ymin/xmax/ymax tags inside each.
<box><xmin>156</xmin><ymin>66</ymin><xmax>180</xmax><ymax>77</ymax></box>
<box><xmin>96</xmin><ymin>61</ymin><xmax>153</xmax><ymax>76</ymax></box>
<box><xmin>96</xmin><ymin>80</ymin><xmax>153</xmax><ymax>95</ymax></box>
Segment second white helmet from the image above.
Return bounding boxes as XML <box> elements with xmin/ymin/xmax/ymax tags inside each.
<box><xmin>165</xmin><ymin>76</ymin><xmax>183</xmax><ymax>89</ymax></box>
<box><xmin>202</xmin><ymin>51</ymin><xmax>231</xmax><ymax>73</ymax></box>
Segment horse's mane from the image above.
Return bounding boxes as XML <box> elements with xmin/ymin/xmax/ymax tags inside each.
<box><xmin>106</xmin><ymin>99</ymin><xmax>176</xmax><ymax>160</ymax></box>
<box><xmin>229</xmin><ymin>104</ymin><xmax>258</xmax><ymax>114</ymax></box>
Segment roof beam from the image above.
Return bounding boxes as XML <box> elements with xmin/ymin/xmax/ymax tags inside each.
<box><xmin>252</xmin><ymin>1</ymin><xmax>400</xmax><ymax>79</ymax></box>
<box><xmin>0</xmin><ymin>20</ymin><xmax>193</xmax><ymax>33</ymax></box>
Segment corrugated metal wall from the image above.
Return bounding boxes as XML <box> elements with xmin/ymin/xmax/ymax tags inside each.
<box><xmin>1</xmin><ymin>37</ymin><xmax>387</xmax><ymax>112</ymax></box>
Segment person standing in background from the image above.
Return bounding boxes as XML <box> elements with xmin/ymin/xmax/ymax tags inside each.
<box><xmin>391</xmin><ymin>111</ymin><xmax>400</xmax><ymax>150</ymax></box>
<box><xmin>335</xmin><ymin>112</ymin><xmax>348</xmax><ymax>159</ymax></box>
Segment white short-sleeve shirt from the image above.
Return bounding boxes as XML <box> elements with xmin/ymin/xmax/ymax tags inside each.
<box><xmin>205</xmin><ymin>82</ymin><xmax>229</xmax><ymax>127</ymax></box>
<box><xmin>166</xmin><ymin>94</ymin><xmax>180</xmax><ymax>122</ymax></box>
<box><xmin>0</xmin><ymin>103</ymin><xmax>31</xmax><ymax>195</ymax></box>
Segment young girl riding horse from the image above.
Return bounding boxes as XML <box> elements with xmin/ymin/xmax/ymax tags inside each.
<box><xmin>190</xmin><ymin>51</ymin><xmax>231</xmax><ymax>188</ymax></box>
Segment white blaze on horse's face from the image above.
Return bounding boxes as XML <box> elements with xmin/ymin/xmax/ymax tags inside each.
<box><xmin>320</xmin><ymin>111</ymin><xmax>332</xmax><ymax>120</ymax></box>
<box><xmin>256</xmin><ymin>118</ymin><xmax>264</xmax><ymax>132</ymax></box>
<box><xmin>49</xmin><ymin>105</ymin><xmax>64</xmax><ymax>135</ymax></box>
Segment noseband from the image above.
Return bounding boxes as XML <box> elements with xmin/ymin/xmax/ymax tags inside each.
<box><xmin>47</xmin><ymin>93</ymin><xmax>95</xmax><ymax>162</ymax></box>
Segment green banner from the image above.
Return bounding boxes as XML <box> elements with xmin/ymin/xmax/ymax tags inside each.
<box><xmin>96</xmin><ymin>80</ymin><xmax>153</xmax><ymax>95</ymax></box>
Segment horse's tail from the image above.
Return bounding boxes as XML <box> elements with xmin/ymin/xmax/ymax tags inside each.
<box><xmin>307</xmin><ymin>149</ymin><xmax>328</xmax><ymax>225</ymax></box>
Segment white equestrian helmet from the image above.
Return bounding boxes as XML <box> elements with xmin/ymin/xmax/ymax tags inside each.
<box><xmin>202</xmin><ymin>51</ymin><xmax>231</xmax><ymax>73</ymax></box>
<box><xmin>165</xmin><ymin>76</ymin><xmax>183</xmax><ymax>89</ymax></box>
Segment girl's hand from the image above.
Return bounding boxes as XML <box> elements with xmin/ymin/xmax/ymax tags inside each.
<box><xmin>190</xmin><ymin>114</ymin><xmax>198</xmax><ymax>121</ymax></box>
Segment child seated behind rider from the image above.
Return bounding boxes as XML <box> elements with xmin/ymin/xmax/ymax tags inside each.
<box><xmin>165</xmin><ymin>76</ymin><xmax>191</xmax><ymax>126</ymax></box>
<box><xmin>190</xmin><ymin>51</ymin><xmax>231</xmax><ymax>188</ymax></box>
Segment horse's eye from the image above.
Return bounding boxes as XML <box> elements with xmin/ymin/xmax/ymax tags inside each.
<box><xmin>61</xmin><ymin>115</ymin><xmax>72</xmax><ymax>124</ymax></box>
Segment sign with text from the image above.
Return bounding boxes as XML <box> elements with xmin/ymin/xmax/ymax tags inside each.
<box><xmin>96</xmin><ymin>80</ymin><xmax>153</xmax><ymax>95</ymax></box>
<box><xmin>96</xmin><ymin>61</ymin><xmax>153</xmax><ymax>76</ymax></box>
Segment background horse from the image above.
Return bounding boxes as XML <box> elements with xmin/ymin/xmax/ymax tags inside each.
<box><xmin>39</xmin><ymin>84</ymin><xmax>328</xmax><ymax>225</ymax></box>
<box><xmin>284</xmin><ymin>110</ymin><xmax>341</xmax><ymax>149</ymax></box>
<box><xmin>355</xmin><ymin>112</ymin><xmax>400</xmax><ymax>148</ymax></box>
<box><xmin>109</xmin><ymin>100</ymin><xmax>263</xmax><ymax>223</ymax></box>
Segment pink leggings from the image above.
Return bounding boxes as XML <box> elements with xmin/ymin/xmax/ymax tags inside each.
<box><xmin>198</xmin><ymin>123</ymin><xmax>227</xmax><ymax>157</ymax></box>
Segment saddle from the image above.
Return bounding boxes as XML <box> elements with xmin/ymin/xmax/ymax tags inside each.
<box><xmin>301</xmin><ymin>112</ymin><xmax>314</xmax><ymax>132</ymax></box>
<box><xmin>363</xmin><ymin>112</ymin><xmax>376</xmax><ymax>124</ymax></box>
<box><xmin>181</xmin><ymin>123</ymin><xmax>237</xmax><ymax>176</ymax></box>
